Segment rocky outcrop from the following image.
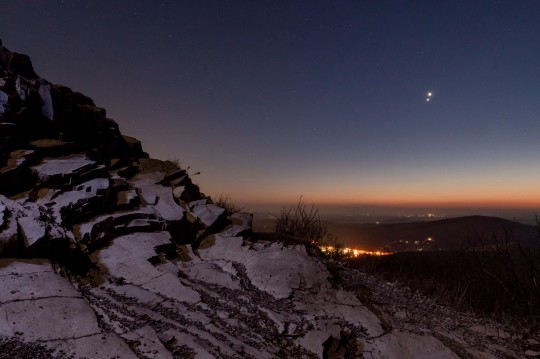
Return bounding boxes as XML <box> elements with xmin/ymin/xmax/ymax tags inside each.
<box><xmin>0</xmin><ymin>41</ymin><xmax>146</xmax><ymax>172</ymax></box>
<box><xmin>0</xmin><ymin>41</ymin><xmax>529</xmax><ymax>359</ymax></box>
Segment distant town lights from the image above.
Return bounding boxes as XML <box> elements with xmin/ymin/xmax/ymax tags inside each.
<box><xmin>319</xmin><ymin>246</ymin><xmax>391</xmax><ymax>257</ymax></box>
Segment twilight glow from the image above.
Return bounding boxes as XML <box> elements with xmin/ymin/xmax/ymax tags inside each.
<box><xmin>1</xmin><ymin>1</ymin><xmax>539</xmax><ymax>215</ymax></box>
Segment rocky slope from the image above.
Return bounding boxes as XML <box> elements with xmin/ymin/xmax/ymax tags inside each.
<box><xmin>0</xmin><ymin>41</ymin><xmax>533</xmax><ymax>358</ymax></box>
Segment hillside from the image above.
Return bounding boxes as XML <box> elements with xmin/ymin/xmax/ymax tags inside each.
<box><xmin>327</xmin><ymin>215</ymin><xmax>539</xmax><ymax>252</ymax></box>
<box><xmin>0</xmin><ymin>41</ymin><xmax>535</xmax><ymax>358</ymax></box>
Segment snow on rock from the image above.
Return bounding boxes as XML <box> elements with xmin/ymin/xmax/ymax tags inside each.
<box><xmin>0</xmin><ymin>262</ymin><xmax>79</xmax><ymax>303</ymax></box>
<box><xmin>297</xmin><ymin>329</ymin><xmax>339</xmax><ymax>357</ymax></box>
<box><xmin>38</xmin><ymin>82</ymin><xmax>54</xmax><ymax>120</ymax></box>
<box><xmin>36</xmin><ymin>177</ymin><xmax>110</xmax><ymax>224</ymax></box>
<box><xmin>221</xmin><ymin>211</ymin><xmax>253</xmax><ymax>237</ymax></box>
<box><xmin>92</xmin><ymin>232</ymin><xmax>201</xmax><ymax>303</ymax></box>
<box><xmin>131</xmin><ymin>172</ymin><xmax>185</xmax><ymax>221</ymax></box>
<box><xmin>144</xmin><ymin>184</ymin><xmax>184</xmax><ymax>221</ymax></box>
<box><xmin>51</xmin><ymin>333</ymin><xmax>139</xmax><ymax>359</ymax></box>
<box><xmin>364</xmin><ymin>331</ymin><xmax>460</xmax><ymax>359</ymax></box>
<box><xmin>199</xmin><ymin>236</ymin><xmax>330</xmax><ymax>299</ymax></box>
<box><xmin>122</xmin><ymin>326</ymin><xmax>173</xmax><ymax>359</ymax></box>
<box><xmin>31</xmin><ymin>155</ymin><xmax>95</xmax><ymax>181</ymax></box>
<box><xmin>0</xmin><ymin>297</ymin><xmax>100</xmax><ymax>340</ymax></box>
<box><xmin>17</xmin><ymin>216</ymin><xmax>46</xmax><ymax>249</ymax></box>
<box><xmin>172</xmin><ymin>185</ymin><xmax>185</xmax><ymax>199</ymax></box>
<box><xmin>0</xmin><ymin>196</ymin><xmax>23</xmax><ymax>253</ymax></box>
<box><xmin>0</xmin><ymin>90</ymin><xmax>8</xmax><ymax>114</ymax></box>
<box><xmin>92</xmin><ymin>231</ymin><xmax>172</xmax><ymax>284</ymax></box>
<box><xmin>0</xmin><ymin>259</ymin><xmax>137</xmax><ymax>358</ymax></box>
<box><xmin>190</xmin><ymin>202</ymin><xmax>226</xmax><ymax>227</ymax></box>
<box><xmin>15</xmin><ymin>75</ymin><xmax>27</xmax><ymax>101</ymax></box>
<box><xmin>0</xmin><ymin>202</ymin><xmax>5</xmax><ymax>227</ymax></box>
<box><xmin>74</xmin><ymin>207</ymin><xmax>154</xmax><ymax>240</ymax></box>
<box><xmin>176</xmin><ymin>254</ymin><xmax>241</xmax><ymax>290</ymax></box>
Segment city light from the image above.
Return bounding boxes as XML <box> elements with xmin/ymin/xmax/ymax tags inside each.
<box><xmin>319</xmin><ymin>246</ymin><xmax>391</xmax><ymax>257</ymax></box>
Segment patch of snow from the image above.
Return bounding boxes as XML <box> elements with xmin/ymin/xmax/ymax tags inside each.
<box><xmin>220</xmin><ymin>212</ymin><xmax>252</xmax><ymax>237</ymax></box>
<box><xmin>51</xmin><ymin>333</ymin><xmax>138</xmax><ymax>359</ymax></box>
<box><xmin>17</xmin><ymin>216</ymin><xmax>46</xmax><ymax>248</ymax></box>
<box><xmin>199</xmin><ymin>236</ymin><xmax>330</xmax><ymax>299</ymax></box>
<box><xmin>172</xmin><ymin>185</ymin><xmax>185</xmax><ymax>199</ymax></box>
<box><xmin>31</xmin><ymin>155</ymin><xmax>94</xmax><ymax>180</ymax></box>
<box><xmin>102</xmin><ymin>283</ymin><xmax>164</xmax><ymax>306</ymax></box>
<box><xmin>0</xmin><ymin>203</ymin><xmax>5</xmax><ymax>227</ymax></box>
<box><xmin>0</xmin><ymin>297</ymin><xmax>100</xmax><ymax>341</ymax></box>
<box><xmin>93</xmin><ymin>232</ymin><xmax>200</xmax><ymax>303</ymax></box>
<box><xmin>15</xmin><ymin>150</ymin><xmax>33</xmax><ymax>166</ymax></box>
<box><xmin>297</xmin><ymin>330</ymin><xmax>334</xmax><ymax>358</ymax></box>
<box><xmin>138</xmin><ymin>184</ymin><xmax>185</xmax><ymax>221</ymax></box>
<box><xmin>188</xmin><ymin>199</ymin><xmax>208</xmax><ymax>209</ymax></box>
<box><xmin>364</xmin><ymin>331</ymin><xmax>460</xmax><ymax>359</ymax></box>
<box><xmin>0</xmin><ymin>268</ymin><xmax>80</xmax><ymax>303</ymax></box>
<box><xmin>162</xmin><ymin>329</ymin><xmax>219</xmax><ymax>359</ymax></box>
<box><xmin>74</xmin><ymin>207</ymin><xmax>155</xmax><ymax>242</ymax></box>
<box><xmin>15</xmin><ymin>76</ymin><xmax>26</xmax><ymax>101</ymax></box>
<box><xmin>38</xmin><ymin>83</ymin><xmax>53</xmax><ymax>120</ymax></box>
<box><xmin>319</xmin><ymin>298</ymin><xmax>384</xmax><ymax>337</ymax></box>
<box><xmin>141</xmin><ymin>273</ymin><xmax>200</xmax><ymax>303</ymax></box>
<box><xmin>118</xmin><ymin>189</ymin><xmax>138</xmax><ymax>204</ymax></box>
<box><xmin>0</xmin><ymin>90</ymin><xmax>8</xmax><ymax>114</ymax></box>
<box><xmin>37</xmin><ymin>177</ymin><xmax>110</xmax><ymax>223</ymax></box>
<box><xmin>122</xmin><ymin>326</ymin><xmax>173</xmax><ymax>359</ymax></box>
<box><xmin>177</xmin><ymin>261</ymin><xmax>240</xmax><ymax>290</ymax></box>
<box><xmin>258</xmin><ymin>307</ymin><xmax>286</xmax><ymax>334</ymax></box>
<box><xmin>0</xmin><ymin>258</ymin><xmax>53</xmax><ymax>275</ymax></box>
<box><xmin>191</xmin><ymin>203</ymin><xmax>225</xmax><ymax>227</ymax></box>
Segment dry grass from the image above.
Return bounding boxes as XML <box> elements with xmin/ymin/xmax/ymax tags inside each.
<box><xmin>212</xmin><ymin>194</ymin><xmax>243</xmax><ymax>215</ymax></box>
<box><xmin>273</xmin><ymin>198</ymin><xmax>347</xmax><ymax>261</ymax></box>
<box><xmin>274</xmin><ymin>197</ymin><xmax>328</xmax><ymax>245</ymax></box>
<box><xmin>348</xmin><ymin>236</ymin><xmax>540</xmax><ymax>334</ymax></box>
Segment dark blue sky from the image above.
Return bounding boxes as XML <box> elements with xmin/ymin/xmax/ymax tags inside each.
<box><xmin>2</xmin><ymin>1</ymin><xmax>540</xmax><ymax>212</ymax></box>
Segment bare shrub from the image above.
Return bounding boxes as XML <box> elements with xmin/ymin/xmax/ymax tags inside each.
<box><xmin>273</xmin><ymin>197</ymin><xmax>346</xmax><ymax>258</ymax></box>
<box><xmin>212</xmin><ymin>194</ymin><xmax>243</xmax><ymax>215</ymax></box>
<box><xmin>471</xmin><ymin>231</ymin><xmax>540</xmax><ymax>332</ymax></box>
<box><xmin>274</xmin><ymin>197</ymin><xmax>327</xmax><ymax>245</ymax></box>
<box><xmin>349</xmin><ymin>227</ymin><xmax>540</xmax><ymax>333</ymax></box>
<box><xmin>165</xmin><ymin>158</ymin><xmax>201</xmax><ymax>176</ymax></box>
<box><xmin>166</xmin><ymin>157</ymin><xmax>182</xmax><ymax>169</ymax></box>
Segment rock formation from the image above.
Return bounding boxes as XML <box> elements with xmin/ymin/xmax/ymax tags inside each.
<box><xmin>0</xmin><ymin>41</ymin><xmax>529</xmax><ymax>358</ymax></box>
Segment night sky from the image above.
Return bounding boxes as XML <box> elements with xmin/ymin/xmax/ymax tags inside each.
<box><xmin>2</xmin><ymin>1</ymin><xmax>540</xmax><ymax>214</ymax></box>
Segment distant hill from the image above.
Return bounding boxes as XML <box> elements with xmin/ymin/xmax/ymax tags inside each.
<box><xmin>327</xmin><ymin>215</ymin><xmax>539</xmax><ymax>251</ymax></box>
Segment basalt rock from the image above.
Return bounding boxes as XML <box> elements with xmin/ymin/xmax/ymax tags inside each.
<box><xmin>0</xmin><ymin>41</ymin><xmax>240</xmax><ymax>262</ymax></box>
<box><xmin>0</xmin><ymin>42</ymin><xmax>147</xmax><ymax>163</ymax></box>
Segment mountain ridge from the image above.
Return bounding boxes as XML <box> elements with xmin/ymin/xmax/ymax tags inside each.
<box><xmin>327</xmin><ymin>214</ymin><xmax>539</xmax><ymax>251</ymax></box>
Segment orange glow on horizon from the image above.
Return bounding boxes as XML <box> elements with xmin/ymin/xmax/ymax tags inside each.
<box><xmin>210</xmin><ymin>177</ymin><xmax>540</xmax><ymax>211</ymax></box>
<box><xmin>237</xmin><ymin>194</ymin><xmax>540</xmax><ymax>210</ymax></box>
